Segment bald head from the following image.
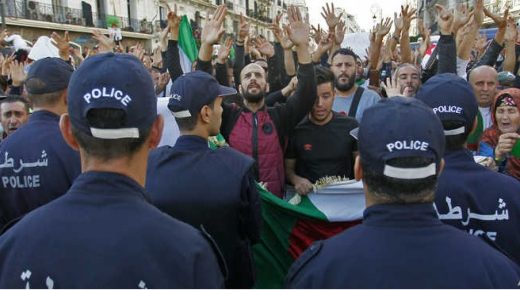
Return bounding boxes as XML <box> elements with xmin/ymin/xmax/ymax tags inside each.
<box><xmin>468</xmin><ymin>65</ymin><xmax>498</xmax><ymax>108</ymax></box>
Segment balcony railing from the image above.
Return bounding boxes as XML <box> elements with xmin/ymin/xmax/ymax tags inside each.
<box><xmin>246</xmin><ymin>9</ymin><xmax>272</xmax><ymax>23</ymax></box>
<box><xmin>5</xmin><ymin>0</ymin><xmax>153</xmax><ymax>34</ymax></box>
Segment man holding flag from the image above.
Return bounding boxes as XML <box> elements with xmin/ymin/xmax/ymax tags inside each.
<box><xmin>286</xmin><ymin>97</ymin><xmax>520</xmax><ymax>288</ymax></box>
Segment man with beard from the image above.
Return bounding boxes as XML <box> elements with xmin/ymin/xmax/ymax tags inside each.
<box><xmin>394</xmin><ymin>63</ymin><xmax>421</xmax><ymax>97</ymax></box>
<box><xmin>330</xmin><ymin>48</ymin><xmax>380</xmax><ymax>122</ymax></box>
<box><xmin>0</xmin><ymin>96</ymin><xmax>30</xmax><ymax>140</ymax></box>
<box><xmin>468</xmin><ymin>65</ymin><xmax>498</xmax><ymax>130</ymax></box>
<box><xmin>196</xmin><ymin>5</ymin><xmax>316</xmax><ymax>197</ymax></box>
<box><xmin>285</xmin><ymin>66</ymin><xmax>358</xmax><ymax>195</ymax></box>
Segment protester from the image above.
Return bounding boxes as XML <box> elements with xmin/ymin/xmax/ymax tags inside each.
<box><xmin>147</xmin><ymin>70</ymin><xmax>261</xmax><ymax>288</ymax></box>
<box><xmin>479</xmin><ymin>88</ymin><xmax>520</xmax><ymax>180</ymax></box>
<box><xmin>330</xmin><ymin>48</ymin><xmax>380</xmax><ymax>121</ymax></box>
<box><xmin>285</xmin><ymin>66</ymin><xmax>358</xmax><ymax>195</ymax></box>
<box><xmin>0</xmin><ymin>57</ymin><xmax>80</xmax><ymax>230</ymax></box>
<box><xmin>194</xmin><ymin>5</ymin><xmax>316</xmax><ymax>197</ymax></box>
<box><xmin>285</xmin><ymin>97</ymin><xmax>520</xmax><ymax>288</ymax></box>
<box><xmin>468</xmin><ymin>65</ymin><xmax>499</xmax><ymax>130</ymax></box>
<box><xmin>0</xmin><ymin>53</ymin><xmax>224</xmax><ymax>288</ymax></box>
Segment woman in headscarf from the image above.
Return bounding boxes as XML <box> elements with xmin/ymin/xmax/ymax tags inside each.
<box><xmin>479</xmin><ymin>88</ymin><xmax>520</xmax><ymax>180</ymax></box>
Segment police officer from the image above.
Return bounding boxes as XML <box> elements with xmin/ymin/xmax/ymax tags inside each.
<box><xmin>146</xmin><ymin>70</ymin><xmax>261</xmax><ymax>288</ymax></box>
<box><xmin>416</xmin><ymin>73</ymin><xmax>520</xmax><ymax>265</ymax></box>
<box><xmin>285</xmin><ymin>97</ymin><xmax>520</xmax><ymax>288</ymax></box>
<box><xmin>0</xmin><ymin>58</ymin><xmax>80</xmax><ymax>229</ymax></box>
<box><xmin>0</xmin><ymin>53</ymin><xmax>224</xmax><ymax>288</ymax></box>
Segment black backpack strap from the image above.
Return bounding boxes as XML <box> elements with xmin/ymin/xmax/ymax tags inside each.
<box><xmin>348</xmin><ymin>86</ymin><xmax>364</xmax><ymax>118</ymax></box>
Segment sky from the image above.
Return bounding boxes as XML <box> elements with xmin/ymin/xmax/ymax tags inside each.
<box><xmin>306</xmin><ymin>0</ymin><xmax>405</xmax><ymax>32</ymax></box>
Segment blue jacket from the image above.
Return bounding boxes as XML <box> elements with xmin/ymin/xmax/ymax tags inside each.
<box><xmin>0</xmin><ymin>111</ymin><xmax>81</xmax><ymax>229</ymax></box>
<box><xmin>0</xmin><ymin>172</ymin><xmax>223</xmax><ymax>288</ymax></box>
<box><xmin>146</xmin><ymin>135</ymin><xmax>261</xmax><ymax>288</ymax></box>
<box><xmin>285</xmin><ymin>203</ymin><xmax>520</xmax><ymax>288</ymax></box>
<box><xmin>435</xmin><ymin>149</ymin><xmax>520</xmax><ymax>265</ymax></box>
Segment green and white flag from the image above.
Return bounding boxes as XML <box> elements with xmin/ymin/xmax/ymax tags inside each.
<box><xmin>253</xmin><ymin>183</ymin><xmax>365</xmax><ymax>288</ymax></box>
<box><xmin>178</xmin><ymin>16</ymin><xmax>198</xmax><ymax>73</ymax></box>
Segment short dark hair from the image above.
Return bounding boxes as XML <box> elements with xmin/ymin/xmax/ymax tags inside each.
<box><xmin>0</xmin><ymin>95</ymin><xmax>31</xmax><ymax>113</ymax></box>
<box><xmin>175</xmin><ymin>99</ymin><xmax>216</xmax><ymax>131</ymax></box>
<box><xmin>27</xmin><ymin>88</ymin><xmax>65</xmax><ymax>107</ymax></box>
<box><xmin>331</xmin><ymin>48</ymin><xmax>358</xmax><ymax>63</ymax></box>
<box><xmin>362</xmin><ymin>156</ymin><xmax>437</xmax><ymax>204</ymax></box>
<box><xmin>71</xmin><ymin>108</ymin><xmax>151</xmax><ymax>160</ymax></box>
<box><xmin>315</xmin><ymin>66</ymin><xmax>335</xmax><ymax>87</ymax></box>
<box><xmin>441</xmin><ymin>119</ymin><xmax>471</xmax><ymax>151</ymax></box>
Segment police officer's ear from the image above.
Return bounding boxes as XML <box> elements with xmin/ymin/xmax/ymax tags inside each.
<box><xmin>59</xmin><ymin>113</ymin><xmax>80</xmax><ymax>151</ymax></box>
<box><xmin>199</xmin><ymin>105</ymin><xmax>212</xmax><ymax>124</ymax></box>
<box><xmin>147</xmin><ymin>115</ymin><xmax>164</xmax><ymax>149</ymax></box>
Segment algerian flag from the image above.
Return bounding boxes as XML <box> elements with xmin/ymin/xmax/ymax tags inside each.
<box><xmin>252</xmin><ymin>184</ymin><xmax>364</xmax><ymax>288</ymax></box>
<box><xmin>207</xmin><ymin>135</ymin><xmax>365</xmax><ymax>288</ymax></box>
<box><xmin>178</xmin><ymin>16</ymin><xmax>198</xmax><ymax>73</ymax></box>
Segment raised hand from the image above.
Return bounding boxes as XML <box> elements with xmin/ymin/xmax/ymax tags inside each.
<box><xmin>321</xmin><ymin>2</ymin><xmax>343</xmax><ymax>31</ymax></box>
<box><xmin>287</xmin><ymin>5</ymin><xmax>310</xmax><ymax>47</ymax></box>
<box><xmin>435</xmin><ymin>4</ymin><xmax>454</xmax><ymax>35</ymax></box>
<box><xmin>152</xmin><ymin>46</ymin><xmax>163</xmax><ymax>68</ymax></box>
<box><xmin>473</xmin><ymin>0</ymin><xmax>484</xmax><ymax>26</ymax></box>
<box><xmin>316</xmin><ymin>32</ymin><xmax>334</xmax><ymax>55</ymax></box>
<box><xmin>375</xmin><ymin>18</ymin><xmax>392</xmax><ymax>38</ymax></box>
<box><xmin>269</xmin><ymin>14</ymin><xmax>283</xmax><ymax>43</ymax></box>
<box><xmin>401</xmin><ymin>5</ymin><xmax>417</xmax><ymax>30</ymax></box>
<box><xmin>217</xmin><ymin>36</ymin><xmax>233</xmax><ymax>64</ymax></box>
<box><xmin>131</xmin><ymin>42</ymin><xmax>145</xmax><ymax>61</ymax></box>
<box><xmin>381</xmin><ymin>77</ymin><xmax>402</xmax><ymax>98</ymax></box>
<box><xmin>92</xmin><ymin>29</ymin><xmax>114</xmax><ymax>53</ymax></box>
<box><xmin>255</xmin><ymin>36</ymin><xmax>275</xmax><ymax>58</ymax></box>
<box><xmin>238</xmin><ymin>13</ymin><xmax>250</xmax><ymax>43</ymax></box>
<box><xmin>201</xmin><ymin>5</ymin><xmax>226</xmax><ymax>45</ymax></box>
<box><xmin>10</xmin><ymin>60</ymin><xmax>25</xmax><ymax>87</ymax></box>
<box><xmin>484</xmin><ymin>5</ymin><xmax>509</xmax><ymax>29</ymax></box>
<box><xmin>452</xmin><ymin>3</ymin><xmax>472</xmax><ymax>33</ymax></box>
<box><xmin>51</xmin><ymin>31</ymin><xmax>70</xmax><ymax>60</ymax></box>
<box><xmin>394</xmin><ymin>12</ymin><xmax>404</xmax><ymax>33</ymax></box>
<box><xmin>167</xmin><ymin>4</ymin><xmax>181</xmax><ymax>39</ymax></box>
<box><xmin>504</xmin><ymin>17</ymin><xmax>517</xmax><ymax>43</ymax></box>
<box><xmin>335</xmin><ymin>20</ymin><xmax>346</xmax><ymax>45</ymax></box>
<box><xmin>279</xmin><ymin>25</ymin><xmax>294</xmax><ymax>50</ymax></box>
<box><xmin>311</xmin><ymin>24</ymin><xmax>324</xmax><ymax>45</ymax></box>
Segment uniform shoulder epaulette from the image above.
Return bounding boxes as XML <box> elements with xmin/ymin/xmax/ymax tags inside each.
<box><xmin>284</xmin><ymin>241</ymin><xmax>323</xmax><ymax>286</ymax></box>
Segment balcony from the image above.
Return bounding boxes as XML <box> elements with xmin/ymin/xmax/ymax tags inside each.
<box><xmin>5</xmin><ymin>0</ymin><xmax>153</xmax><ymax>34</ymax></box>
<box><xmin>226</xmin><ymin>1</ymin><xmax>234</xmax><ymax>10</ymax></box>
<box><xmin>246</xmin><ymin>9</ymin><xmax>272</xmax><ymax>23</ymax></box>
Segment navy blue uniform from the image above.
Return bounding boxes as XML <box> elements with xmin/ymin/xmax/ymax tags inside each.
<box><xmin>146</xmin><ymin>135</ymin><xmax>261</xmax><ymax>288</ymax></box>
<box><xmin>0</xmin><ymin>111</ymin><xmax>81</xmax><ymax>228</ymax></box>
<box><xmin>285</xmin><ymin>203</ymin><xmax>520</xmax><ymax>288</ymax></box>
<box><xmin>0</xmin><ymin>172</ymin><xmax>224</xmax><ymax>288</ymax></box>
<box><xmin>435</xmin><ymin>149</ymin><xmax>520</xmax><ymax>265</ymax></box>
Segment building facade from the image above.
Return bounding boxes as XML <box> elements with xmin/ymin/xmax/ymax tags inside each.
<box><xmin>2</xmin><ymin>0</ymin><xmax>291</xmax><ymax>50</ymax></box>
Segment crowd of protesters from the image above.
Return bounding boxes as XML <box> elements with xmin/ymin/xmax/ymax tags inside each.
<box><xmin>0</xmin><ymin>0</ymin><xmax>518</xmax><ymax>288</ymax></box>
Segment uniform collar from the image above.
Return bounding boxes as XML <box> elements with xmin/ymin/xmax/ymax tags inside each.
<box><xmin>68</xmin><ymin>171</ymin><xmax>150</xmax><ymax>202</ymax></box>
<box><xmin>174</xmin><ymin>135</ymin><xmax>210</xmax><ymax>151</ymax></box>
<box><xmin>363</xmin><ymin>203</ymin><xmax>443</xmax><ymax>227</ymax></box>
<box><xmin>28</xmin><ymin>110</ymin><xmax>60</xmax><ymax>123</ymax></box>
<box><xmin>444</xmin><ymin>149</ymin><xmax>474</xmax><ymax>162</ymax></box>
